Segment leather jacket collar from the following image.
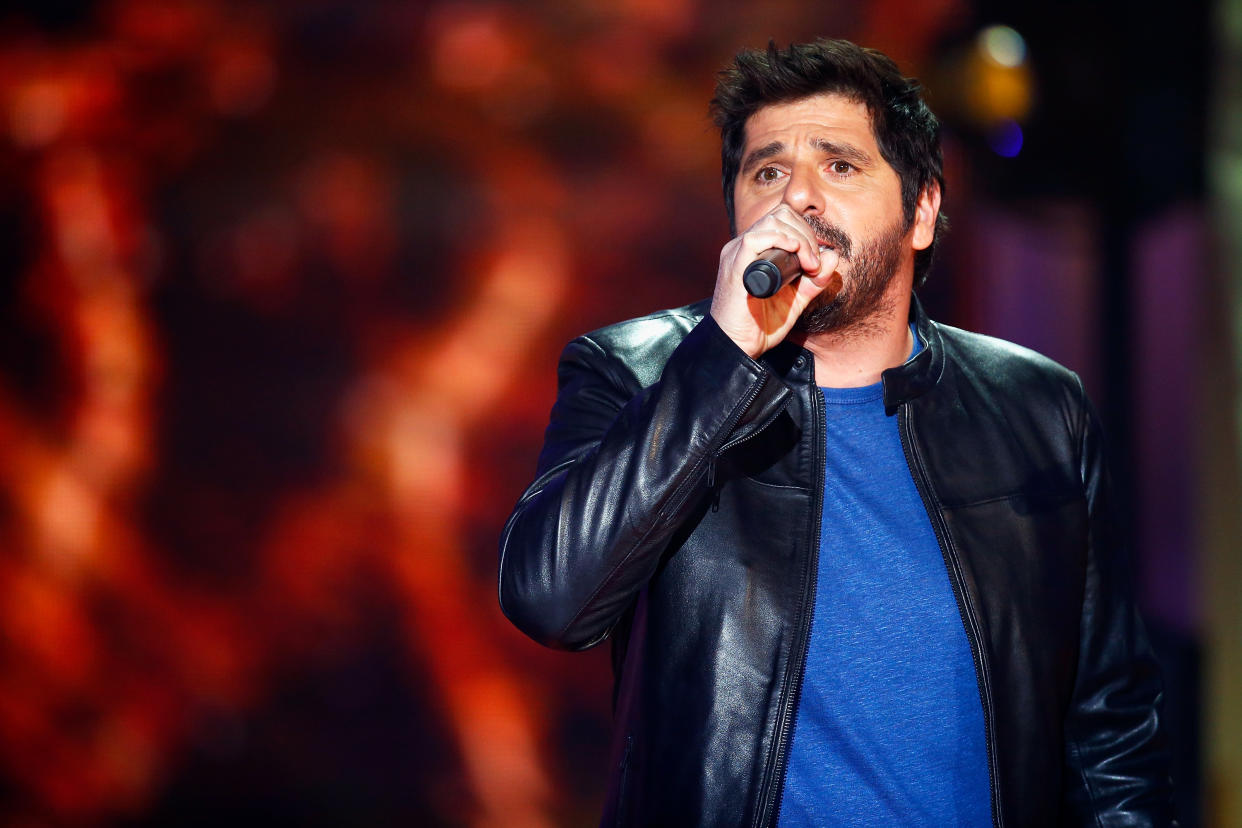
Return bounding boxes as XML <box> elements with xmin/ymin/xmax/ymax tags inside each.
<box><xmin>883</xmin><ymin>294</ymin><xmax>945</xmax><ymax>411</ymax></box>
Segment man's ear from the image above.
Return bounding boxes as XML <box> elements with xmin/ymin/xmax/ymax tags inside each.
<box><xmin>911</xmin><ymin>183</ymin><xmax>941</xmax><ymax>251</ymax></box>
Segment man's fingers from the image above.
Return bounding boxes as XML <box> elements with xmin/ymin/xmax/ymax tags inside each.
<box><xmin>781</xmin><ymin>247</ymin><xmax>841</xmax><ymax>315</ymax></box>
<box><xmin>808</xmin><ymin>247</ymin><xmax>841</xmax><ymax>285</ymax></box>
<box><xmin>726</xmin><ymin>230</ymin><xmax>812</xmax><ymax>281</ymax></box>
<box><xmin>742</xmin><ymin>212</ymin><xmax>821</xmax><ymax>274</ymax></box>
<box><xmin>712</xmin><ymin>207</ymin><xmax>841</xmax><ymax>358</ymax></box>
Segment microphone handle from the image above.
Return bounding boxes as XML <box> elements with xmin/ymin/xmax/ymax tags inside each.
<box><xmin>743</xmin><ymin>249</ymin><xmax>802</xmax><ymax>298</ymax></box>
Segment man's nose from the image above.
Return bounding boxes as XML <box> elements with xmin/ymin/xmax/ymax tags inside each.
<box><xmin>781</xmin><ymin>163</ymin><xmax>823</xmax><ymax>217</ymax></box>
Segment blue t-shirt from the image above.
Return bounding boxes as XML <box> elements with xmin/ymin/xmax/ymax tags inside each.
<box><xmin>778</xmin><ymin>331</ymin><xmax>991</xmax><ymax>827</ymax></box>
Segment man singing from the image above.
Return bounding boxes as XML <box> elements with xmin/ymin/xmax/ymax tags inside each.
<box><xmin>498</xmin><ymin>39</ymin><xmax>1175</xmax><ymax>826</ymax></box>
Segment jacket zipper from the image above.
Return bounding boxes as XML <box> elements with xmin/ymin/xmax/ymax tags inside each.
<box><xmin>753</xmin><ymin>374</ymin><xmax>823</xmax><ymax>827</ymax></box>
<box><xmin>706</xmin><ymin>372</ymin><xmax>789</xmax><ymax>493</ymax></box>
<box><xmin>897</xmin><ymin>403</ymin><xmax>1003</xmax><ymax>828</ymax></box>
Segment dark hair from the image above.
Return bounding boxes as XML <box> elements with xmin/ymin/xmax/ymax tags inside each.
<box><xmin>710</xmin><ymin>39</ymin><xmax>947</xmax><ymax>285</ymax></box>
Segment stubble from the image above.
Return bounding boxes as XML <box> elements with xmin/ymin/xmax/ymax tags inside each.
<box><xmin>793</xmin><ymin>214</ymin><xmax>907</xmax><ymax>339</ymax></box>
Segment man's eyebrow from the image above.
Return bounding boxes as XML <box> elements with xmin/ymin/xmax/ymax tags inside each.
<box><xmin>740</xmin><ymin>141</ymin><xmax>784</xmax><ymax>176</ymax></box>
<box><xmin>812</xmin><ymin>138</ymin><xmax>873</xmax><ymax>167</ymax></box>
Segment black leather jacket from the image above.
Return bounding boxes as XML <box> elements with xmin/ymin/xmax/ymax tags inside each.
<box><xmin>499</xmin><ymin>297</ymin><xmax>1174</xmax><ymax>826</ymax></box>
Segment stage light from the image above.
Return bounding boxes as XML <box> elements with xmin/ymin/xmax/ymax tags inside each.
<box><xmin>987</xmin><ymin>119</ymin><xmax>1024</xmax><ymax>157</ymax></box>
<box><xmin>978</xmin><ymin>25</ymin><xmax>1027</xmax><ymax>69</ymax></box>
<box><xmin>957</xmin><ymin>24</ymin><xmax>1034</xmax><ymax>125</ymax></box>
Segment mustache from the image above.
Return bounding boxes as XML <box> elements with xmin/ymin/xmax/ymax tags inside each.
<box><xmin>803</xmin><ymin>215</ymin><xmax>852</xmax><ymax>261</ymax></box>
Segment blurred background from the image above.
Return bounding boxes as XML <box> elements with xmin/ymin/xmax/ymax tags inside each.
<box><xmin>0</xmin><ymin>0</ymin><xmax>1237</xmax><ymax>825</ymax></box>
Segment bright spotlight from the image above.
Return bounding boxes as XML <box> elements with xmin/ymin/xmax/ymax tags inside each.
<box><xmin>978</xmin><ymin>25</ymin><xmax>1027</xmax><ymax>68</ymax></box>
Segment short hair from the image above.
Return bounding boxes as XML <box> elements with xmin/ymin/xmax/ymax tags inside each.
<box><xmin>710</xmin><ymin>39</ymin><xmax>947</xmax><ymax>285</ymax></box>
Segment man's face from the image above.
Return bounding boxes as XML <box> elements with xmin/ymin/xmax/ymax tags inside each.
<box><xmin>732</xmin><ymin>93</ymin><xmax>930</xmax><ymax>334</ymax></box>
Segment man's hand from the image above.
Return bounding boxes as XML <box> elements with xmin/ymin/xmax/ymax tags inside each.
<box><xmin>709</xmin><ymin>206</ymin><xmax>841</xmax><ymax>359</ymax></box>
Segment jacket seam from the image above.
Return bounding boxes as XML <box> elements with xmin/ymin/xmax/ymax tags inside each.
<box><xmin>579</xmin><ymin>333</ymin><xmax>633</xmax><ymax>404</ymax></box>
<box><xmin>940</xmin><ymin>490</ymin><xmax>1081</xmax><ymax>510</ymax></box>
<box><xmin>1065</xmin><ymin>369</ymin><xmax>1107</xmax><ymax>825</ymax></box>
<box><xmin>1067</xmin><ymin>735</ymin><xmax>1107</xmax><ymax>828</ymax></box>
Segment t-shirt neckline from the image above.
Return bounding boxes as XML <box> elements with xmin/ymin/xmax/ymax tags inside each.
<box><xmin>819</xmin><ymin>323</ymin><xmax>922</xmax><ymax>405</ymax></box>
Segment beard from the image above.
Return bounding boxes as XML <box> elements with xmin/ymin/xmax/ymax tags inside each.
<box><xmin>793</xmin><ymin>213</ymin><xmax>907</xmax><ymax>337</ymax></box>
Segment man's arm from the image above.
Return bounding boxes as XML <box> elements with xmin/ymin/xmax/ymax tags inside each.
<box><xmin>500</xmin><ymin>202</ymin><xmax>836</xmax><ymax>651</ymax></box>
<box><xmin>498</xmin><ymin>313</ymin><xmax>791</xmax><ymax>651</ymax></box>
<box><xmin>1061</xmin><ymin>380</ymin><xmax>1177</xmax><ymax>825</ymax></box>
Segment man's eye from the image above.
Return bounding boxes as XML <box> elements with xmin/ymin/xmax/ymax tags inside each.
<box><xmin>756</xmin><ymin>167</ymin><xmax>782</xmax><ymax>183</ymax></box>
<box><xmin>830</xmin><ymin>160</ymin><xmax>854</xmax><ymax>175</ymax></box>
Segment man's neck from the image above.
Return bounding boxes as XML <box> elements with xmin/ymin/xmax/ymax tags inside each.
<box><xmin>793</xmin><ymin>288</ymin><xmax>914</xmax><ymax>389</ymax></box>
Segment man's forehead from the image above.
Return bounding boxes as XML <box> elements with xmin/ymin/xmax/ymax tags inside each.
<box><xmin>742</xmin><ymin>92</ymin><xmax>875</xmax><ymax>146</ymax></box>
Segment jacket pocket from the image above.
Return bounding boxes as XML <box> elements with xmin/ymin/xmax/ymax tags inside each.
<box><xmin>943</xmin><ymin>491</ymin><xmax>1088</xmax><ymax>691</ymax></box>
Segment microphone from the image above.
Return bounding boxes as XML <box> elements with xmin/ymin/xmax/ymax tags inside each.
<box><xmin>743</xmin><ymin>249</ymin><xmax>803</xmax><ymax>298</ymax></box>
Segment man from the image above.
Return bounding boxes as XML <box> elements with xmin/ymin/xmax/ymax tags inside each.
<box><xmin>498</xmin><ymin>39</ymin><xmax>1175</xmax><ymax>826</ymax></box>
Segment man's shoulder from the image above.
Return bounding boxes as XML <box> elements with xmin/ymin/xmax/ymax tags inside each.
<box><xmin>565</xmin><ymin>300</ymin><xmax>712</xmax><ymax>387</ymax></box>
<box><xmin>579</xmin><ymin>299</ymin><xmax>711</xmax><ymax>352</ymax></box>
<box><xmin>933</xmin><ymin>321</ymin><xmax>1084</xmax><ymax>403</ymax></box>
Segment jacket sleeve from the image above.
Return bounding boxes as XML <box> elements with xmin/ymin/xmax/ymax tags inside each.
<box><xmin>1061</xmin><ymin>378</ymin><xmax>1178</xmax><ymax>825</ymax></box>
<box><xmin>498</xmin><ymin>313</ymin><xmax>791</xmax><ymax>651</ymax></box>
